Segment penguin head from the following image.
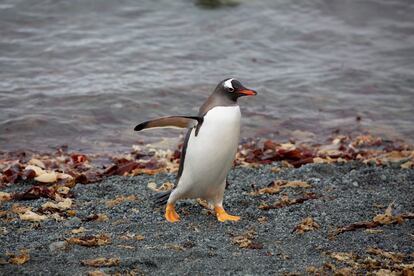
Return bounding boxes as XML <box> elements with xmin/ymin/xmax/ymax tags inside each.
<box><xmin>215</xmin><ymin>78</ymin><xmax>257</xmax><ymax>102</ymax></box>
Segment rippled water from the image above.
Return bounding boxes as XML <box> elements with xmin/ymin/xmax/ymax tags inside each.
<box><xmin>1</xmin><ymin>0</ymin><xmax>413</xmax><ymax>153</ymax></box>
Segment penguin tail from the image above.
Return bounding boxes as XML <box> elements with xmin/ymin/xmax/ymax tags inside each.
<box><xmin>152</xmin><ymin>190</ymin><xmax>172</xmax><ymax>206</ymax></box>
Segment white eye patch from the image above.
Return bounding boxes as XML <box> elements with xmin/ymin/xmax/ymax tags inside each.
<box><xmin>223</xmin><ymin>78</ymin><xmax>234</xmax><ymax>91</ymax></box>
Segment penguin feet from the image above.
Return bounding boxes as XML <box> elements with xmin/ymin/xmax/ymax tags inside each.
<box><xmin>214</xmin><ymin>206</ymin><xmax>240</xmax><ymax>222</ymax></box>
<box><xmin>165</xmin><ymin>203</ymin><xmax>180</xmax><ymax>223</ymax></box>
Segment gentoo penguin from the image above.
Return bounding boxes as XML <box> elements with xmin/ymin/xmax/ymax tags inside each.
<box><xmin>134</xmin><ymin>78</ymin><xmax>257</xmax><ymax>222</ymax></box>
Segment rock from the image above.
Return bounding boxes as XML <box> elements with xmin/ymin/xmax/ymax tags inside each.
<box><xmin>49</xmin><ymin>241</ymin><xmax>67</xmax><ymax>253</ymax></box>
<box><xmin>63</xmin><ymin>217</ymin><xmax>82</xmax><ymax>228</ymax></box>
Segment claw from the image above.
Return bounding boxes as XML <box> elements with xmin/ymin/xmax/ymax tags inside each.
<box><xmin>215</xmin><ymin>206</ymin><xmax>240</xmax><ymax>222</ymax></box>
<box><xmin>165</xmin><ymin>203</ymin><xmax>180</xmax><ymax>223</ymax></box>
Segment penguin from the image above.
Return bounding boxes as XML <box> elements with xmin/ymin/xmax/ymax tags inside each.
<box><xmin>134</xmin><ymin>78</ymin><xmax>257</xmax><ymax>222</ymax></box>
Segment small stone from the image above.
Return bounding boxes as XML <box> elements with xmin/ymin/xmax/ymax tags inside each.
<box><xmin>49</xmin><ymin>241</ymin><xmax>67</xmax><ymax>252</ymax></box>
<box><xmin>0</xmin><ymin>227</ymin><xmax>8</xmax><ymax>235</ymax></box>
<box><xmin>390</xmin><ymin>162</ymin><xmax>401</xmax><ymax>169</ymax></box>
<box><xmin>352</xmin><ymin>181</ymin><xmax>359</xmax><ymax>187</ymax></box>
<box><xmin>63</xmin><ymin>217</ymin><xmax>82</xmax><ymax>227</ymax></box>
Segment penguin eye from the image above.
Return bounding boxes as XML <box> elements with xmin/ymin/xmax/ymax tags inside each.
<box><xmin>223</xmin><ymin>78</ymin><xmax>235</xmax><ymax>92</ymax></box>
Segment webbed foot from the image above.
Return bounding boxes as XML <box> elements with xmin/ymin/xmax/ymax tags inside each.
<box><xmin>214</xmin><ymin>206</ymin><xmax>240</xmax><ymax>222</ymax></box>
<box><xmin>165</xmin><ymin>203</ymin><xmax>180</xmax><ymax>223</ymax></box>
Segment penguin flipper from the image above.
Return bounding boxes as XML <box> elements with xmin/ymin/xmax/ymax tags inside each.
<box><xmin>134</xmin><ymin>116</ymin><xmax>202</xmax><ymax>131</ymax></box>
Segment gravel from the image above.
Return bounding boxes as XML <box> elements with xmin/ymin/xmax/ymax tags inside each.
<box><xmin>0</xmin><ymin>162</ymin><xmax>413</xmax><ymax>275</ymax></box>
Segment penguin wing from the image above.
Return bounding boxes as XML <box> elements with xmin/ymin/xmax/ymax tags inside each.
<box><xmin>134</xmin><ymin>116</ymin><xmax>202</xmax><ymax>131</ymax></box>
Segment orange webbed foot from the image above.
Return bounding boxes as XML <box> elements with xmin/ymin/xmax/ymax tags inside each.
<box><xmin>215</xmin><ymin>206</ymin><xmax>240</xmax><ymax>222</ymax></box>
<box><xmin>165</xmin><ymin>203</ymin><xmax>180</xmax><ymax>223</ymax></box>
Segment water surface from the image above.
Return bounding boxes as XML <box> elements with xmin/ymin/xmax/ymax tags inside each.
<box><xmin>1</xmin><ymin>0</ymin><xmax>413</xmax><ymax>153</ymax></box>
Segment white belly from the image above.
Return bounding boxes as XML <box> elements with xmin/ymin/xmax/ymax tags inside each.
<box><xmin>177</xmin><ymin>106</ymin><xmax>241</xmax><ymax>200</ymax></box>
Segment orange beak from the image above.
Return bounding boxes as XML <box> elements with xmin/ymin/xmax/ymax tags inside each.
<box><xmin>239</xmin><ymin>89</ymin><xmax>257</xmax><ymax>96</ymax></box>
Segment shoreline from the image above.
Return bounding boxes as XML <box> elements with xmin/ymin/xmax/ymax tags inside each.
<box><xmin>1</xmin><ymin>133</ymin><xmax>413</xmax><ymax>188</ymax></box>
